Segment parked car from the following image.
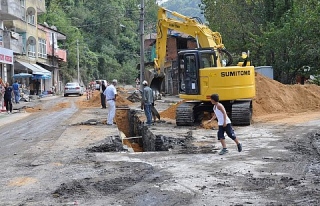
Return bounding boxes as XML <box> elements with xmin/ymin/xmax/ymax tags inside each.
<box><xmin>64</xmin><ymin>82</ymin><xmax>84</xmax><ymax>97</ymax></box>
<box><xmin>95</xmin><ymin>80</ymin><xmax>107</xmax><ymax>90</ymax></box>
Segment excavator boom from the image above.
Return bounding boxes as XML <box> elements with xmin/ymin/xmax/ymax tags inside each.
<box><xmin>155</xmin><ymin>7</ymin><xmax>225</xmax><ymax>74</ymax></box>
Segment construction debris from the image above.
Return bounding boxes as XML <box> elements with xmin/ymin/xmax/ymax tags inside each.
<box><xmin>127</xmin><ymin>91</ymin><xmax>141</xmax><ymax>103</ymax></box>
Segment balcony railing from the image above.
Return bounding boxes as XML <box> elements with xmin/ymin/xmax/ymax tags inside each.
<box><xmin>0</xmin><ymin>0</ymin><xmax>21</xmax><ymax>20</ymax></box>
<box><xmin>3</xmin><ymin>31</ymin><xmax>23</xmax><ymax>54</ymax></box>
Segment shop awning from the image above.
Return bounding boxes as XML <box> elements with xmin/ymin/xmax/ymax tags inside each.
<box><xmin>16</xmin><ymin>61</ymin><xmax>51</xmax><ymax>76</ymax></box>
<box><xmin>32</xmin><ymin>64</ymin><xmax>51</xmax><ymax>76</ymax></box>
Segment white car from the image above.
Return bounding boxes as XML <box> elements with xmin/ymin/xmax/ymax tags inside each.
<box><xmin>64</xmin><ymin>82</ymin><xmax>84</xmax><ymax>97</ymax></box>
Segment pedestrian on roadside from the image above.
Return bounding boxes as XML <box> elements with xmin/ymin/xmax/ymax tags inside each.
<box><xmin>3</xmin><ymin>82</ymin><xmax>13</xmax><ymax>114</ymax></box>
<box><xmin>104</xmin><ymin>79</ymin><xmax>117</xmax><ymax>125</ymax></box>
<box><xmin>207</xmin><ymin>94</ymin><xmax>242</xmax><ymax>155</ymax></box>
<box><xmin>35</xmin><ymin>79</ymin><xmax>40</xmax><ymax>95</ymax></box>
<box><xmin>0</xmin><ymin>78</ymin><xmax>4</xmax><ymax>110</ymax></box>
<box><xmin>100</xmin><ymin>81</ymin><xmax>107</xmax><ymax>109</ymax></box>
<box><xmin>141</xmin><ymin>80</ymin><xmax>153</xmax><ymax>126</ymax></box>
<box><xmin>12</xmin><ymin>80</ymin><xmax>20</xmax><ymax>104</ymax></box>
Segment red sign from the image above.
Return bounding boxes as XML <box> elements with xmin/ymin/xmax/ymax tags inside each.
<box><xmin>0</xmin><ymin>47</ymin><xmax>13</xmax><ymax>64</ymax></box>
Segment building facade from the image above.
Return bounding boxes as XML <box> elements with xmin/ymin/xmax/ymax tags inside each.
<box><xmin>2</xmin><ymin>0</ymin><xmax>66</xmax><ymax>95</ymax></box>
<box><xmin>0</xmin><ymin>0</ymin><xmax>20</xmax><ymax>83</ymax></box>
<box><xmin>37</xmin><ymin>23</ymin><xmax>67</xmax><ymax>93</ymax></box>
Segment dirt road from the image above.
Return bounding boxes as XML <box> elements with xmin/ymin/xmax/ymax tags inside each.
<box><xmin>0</xmin><ymin>95</ymin><xmax>319</xmax><ymax>205</ymax></box>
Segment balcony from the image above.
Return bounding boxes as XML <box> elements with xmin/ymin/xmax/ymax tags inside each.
<box><xmin>0</xmin><ymin>0</ymin><xmax>21</xmax><ymax>20</ymax></box>
<box><xmin>27</xmin><ymin>0</ymin><xmax>45</xmax><ymax>14</ymax></box>
<box><xmin>3</xmin><ymin>31</ymin><xmax>23</xmax><ymax>54</ymax></box>
<box><xmin>56</xmin><ymin>48</ymin><xmax>67</xmax><ymax>62</ymax></box>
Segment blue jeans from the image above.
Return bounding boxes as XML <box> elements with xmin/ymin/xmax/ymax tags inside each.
<box><xmin>144</xmin><ymin>104</ymin><xmax>152</xmax><ymax>125</ymax></box>
<box><xmin>13</xmin><ymin>90</ymin><xmax>20</xmax><ymax>103</ymax></box>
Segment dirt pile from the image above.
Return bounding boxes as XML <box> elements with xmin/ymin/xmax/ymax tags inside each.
<box><xmin>51</xmin><ymin>102</ymin><xmax>71</xmax><ymax>112</ymax></box>
<box><xmin>253</xmin><ymin>73</ymin><xmax>320</xmax><ymax>116</ymax></box>
<box><xmin>77</xmin><ymin>88</ymin><xmax>132</xmax><ymax>108</ymax></box>
<box><xmin>77</xmin><ymin>90</ymin><xmax>101</xmax><ymax>108</ymax></box>
<box><xmin>25</xmin><ymin>105</ymin><xmax>42</xmax><ymax>113</ymax></box>
<box><xmin>160</xmin><ymin>73</ymin><xmax>320</xmax><ymax>121</ymax></box>
<box><xmin>116</xmin><ymin>95</ymin><xmax>132</xmax><ymax>107</ymax></box>
<box><xmin>159</xmin><ymin>101</ymin><xmax>185</xmax><ymax>119</ymax></box>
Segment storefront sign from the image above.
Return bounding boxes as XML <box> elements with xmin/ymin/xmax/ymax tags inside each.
<box><xmin>0</xmin><ymin>47</ymin><xmax>13</xmax><ymax>64</ymax></box>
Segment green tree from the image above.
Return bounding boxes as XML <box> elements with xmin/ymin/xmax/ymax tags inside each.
<box><xmin>39</xmin><ymin>0</ymin><xmax>159</xmax><ymax>85</ymax></box>
<box><xmin>201</xmin><ymin>0</ymin><xmax>320</xmax><ymax>83</ymax></box>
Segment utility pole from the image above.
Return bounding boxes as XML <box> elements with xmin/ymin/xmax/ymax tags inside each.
<box><xmin>139</xmin><ymin>0</ymin><xmax>145</xmax><ymax>90</ymax></box>
<box><xmin>77</xmin><ymin>39</ymin><xmax>80</xmax><ymax>83</ymax></box>
<box><xmin>52</xmin><ymin>32</ymin><xmax>54</xmax><ymax>67</ymax></box>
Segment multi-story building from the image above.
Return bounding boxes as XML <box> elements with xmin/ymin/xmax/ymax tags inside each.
<box><xmin>0</xmin><ymin>0</ymin><xmax>20</xmax><ymax>83</ymax></box>
<box><xmin>37</xmin><ymin>23</ymin><xmax>67</xmax><ymax>93</ymax></box>
<box><xmin>2</xmin><ymin>0</ymin><xmax>67</xmax><ymax>94</ymax></box>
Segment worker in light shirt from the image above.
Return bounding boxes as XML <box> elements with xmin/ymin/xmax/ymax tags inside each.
<box><xmin>104</xmin><ymin>79</ymin><xmax>117</xmax><ymax>125</ymax></box>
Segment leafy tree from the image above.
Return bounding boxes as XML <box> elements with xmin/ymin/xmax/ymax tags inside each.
<box><xmin>201</xmin><ymin>0</ymin><xmax>320</xmax><ymax>83</ymax></box>
<box><xmin>40</xmin><ymin>0</ymin><xmax>159</xmax><ymax>85</ymax></box>
<box><xmin>162</xmin><ymin>0</ymin><xmax>205</xmax><ymax>23</ymax></box>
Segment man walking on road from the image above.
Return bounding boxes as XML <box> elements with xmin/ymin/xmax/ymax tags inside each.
<box><xmin>208</xmin><ymin>94</ymin><xmax>242</xmax><ymax>155</ymax></box>
<box><xmin>141</xmin><ymin>80</ymin><xmax>153</xmax><ymax>126</ymax></box>
<box><xmin>104</xmin><ymin>79</ymin><xmax>117</xmax><ymax>125</ymax></box>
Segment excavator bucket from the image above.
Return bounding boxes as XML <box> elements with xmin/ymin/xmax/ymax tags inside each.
<box><xmin>137</xmin><ymin>62</ymin><xmax>165</xmax><ymax>100</ymax></box>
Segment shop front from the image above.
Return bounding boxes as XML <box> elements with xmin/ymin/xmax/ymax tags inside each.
<box><xmin>14</xmin><ymin>60</ymin><xmax>52</xmax><ymax>96</ymax></box>
<box><xmin>0</xmin><ymin>47</ymin><xmax>14</xmax><ymax>83</ymax></box>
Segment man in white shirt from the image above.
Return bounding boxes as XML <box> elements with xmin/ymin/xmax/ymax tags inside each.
<box><xmin>208</xmin><ymin>93</ymin><xmax>242</xmax><ymax>155</ymax></box>
<box><xmin>104</xmin><ymin>79</ymin><xmax>117</xmax><ymax>125</ymax></box>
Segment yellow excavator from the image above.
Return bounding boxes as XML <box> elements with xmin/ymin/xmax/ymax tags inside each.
<box><xmin>151</xmin><ymin>7</ymin><xmax>255</xmax><ymax>126</ymax></box>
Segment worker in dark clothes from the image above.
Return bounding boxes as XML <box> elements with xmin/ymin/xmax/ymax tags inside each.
<box><xmin>3</xmin><ymin>82</ymin><xmax>13</xmax><ymax>114</ymax></box>
<box><xmin>100</xmin><ymin>81</ymin><xmax>107</xmax><ymax>109</ymax></box>
<box><xmin>35</xmin><ymin>80</ymin><xmax>40</xmax><ymax>95</ymax></box>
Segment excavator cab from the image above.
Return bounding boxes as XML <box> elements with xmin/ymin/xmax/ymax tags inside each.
<box><xmin>178</xmin><ymin>49</ymin><xmax>218</xmax><ymax>95</ymax></box>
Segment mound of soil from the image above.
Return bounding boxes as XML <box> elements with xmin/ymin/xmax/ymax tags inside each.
<box><xmin>253</xmin><ymin>73</ymin><xmax>320</xmax><ymax>116</ymax></box>
<box><xmin>160</xmin><ymin>73</ymin><xmax>320</xmax><ymax>122</ymax></box>
<box><xmin>77</xmin><ymin>88</ymin><xmax>132</xmax><ymax>108</ymax></box>
<box><xmin>159</xmin><ymin>101</ymin><xmax>185</xmax><ymax>119</ymax></box>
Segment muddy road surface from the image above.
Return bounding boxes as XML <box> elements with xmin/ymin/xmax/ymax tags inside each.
<box><xmin>0</xmin><ymin>95</ymin><xmax>319</xmax><ymax>205</ymax></box>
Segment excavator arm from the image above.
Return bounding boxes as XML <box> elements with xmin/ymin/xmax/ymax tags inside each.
<box><xmin>154</xmin><ymin>7</ymin><xmax>226</xmax><ymax>74</ymax></box>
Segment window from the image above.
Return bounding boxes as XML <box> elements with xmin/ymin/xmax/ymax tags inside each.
<box><xmin>38</xmin><ymin>38</ymin><xmax>47</xmax><ymax>59</ymax></box>
<box><xmin>27</xmin><ymin>15</ymin><xmax>35</xmax><ymax>25</ymax></box>
<box><xmin>20</xmin><ymin>0</ymin><xmax>25</xmax><ymax>20</ymax></box>
<box><xmin>28</xmin><ymin>44</ymin><xmax>36</xmax><ymax>58</ymax></box>
<box><xmin>200</xmin><ymin>53</ymin><xmax>215</xmax><ymax>68</ymax></box>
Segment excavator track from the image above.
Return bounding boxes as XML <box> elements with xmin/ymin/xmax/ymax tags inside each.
<box><xmin>176</xmin><ymin>102</ymin><xmax>199</xmax><ymax>126</ymax></box>
<box><xmin>231</xmin><ymin>101</ymin><xmax>252</xmax><ymax>126</ymax></box>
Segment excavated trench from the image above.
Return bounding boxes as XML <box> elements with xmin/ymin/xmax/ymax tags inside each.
<box><xmin>81</xmin><ymin>107</ymin><xmax>212</xmax><ymax>153</ymax></box>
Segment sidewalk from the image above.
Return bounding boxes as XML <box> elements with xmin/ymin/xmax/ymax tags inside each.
<box><xmin>0</xmin><ymin>95</ymin><xmax>60</xmax><ymax>127</ymax></box>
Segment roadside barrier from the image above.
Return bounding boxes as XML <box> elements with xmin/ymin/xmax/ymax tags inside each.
<box><xmin>86</xmin><ymin>89</ymin><xmax>94</xmax><ymax>100</ymax></box>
